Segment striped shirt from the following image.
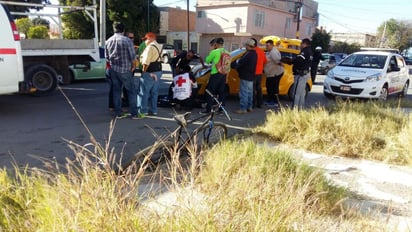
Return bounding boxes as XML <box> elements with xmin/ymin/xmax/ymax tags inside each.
<box><xmin>105</xmin><ymin>33</ymin><xmax>136</xmax><ymax>73</ymax></box>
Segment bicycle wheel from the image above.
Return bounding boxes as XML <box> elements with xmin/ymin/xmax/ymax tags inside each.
<box><xmin>120</xmin><ymin>142</ymin><xmax>173</xmax><ymax>174</ymax></box>
<box><xmin>199</xmin><ymin>122</ymin><xmax>227</xmax><ymax>146</ymax></box>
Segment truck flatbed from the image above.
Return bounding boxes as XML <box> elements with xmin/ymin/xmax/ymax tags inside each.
<box><xmin>21</xmin><ymin>39</ymin><xmax>100</xmax><ymax>62</ymax></box>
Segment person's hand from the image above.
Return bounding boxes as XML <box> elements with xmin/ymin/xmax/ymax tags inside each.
<box><xmin>150</xmin><ymin>73</ymin><xmax>157</xmax><ymax>81</ymax></box>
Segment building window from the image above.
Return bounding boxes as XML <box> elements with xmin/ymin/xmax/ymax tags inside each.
<box><xmin>285</xmin><ymin>18</ymin><xmax>291</xmax><ymax>29</ymax></box>
<box><xmin>231</xmin><ymin>43</ymin><xmax>240</xmax><ymax>51</ymax></box>
<box><xmin>197</xmin><ymin>11</ymin><xmax>206</xmax><ymax>18</ymax></box>
<box><xmin>306</xmin><ymin>23</ymin><xmax>312</xmax><ymax>36</ymax></box>
<box><xmin>254</xmin><ymin>10</ymin><xmax>265</xmax><ymax>28</ymax></box>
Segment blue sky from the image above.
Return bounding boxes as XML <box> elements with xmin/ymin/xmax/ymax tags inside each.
<box><xmin>153</xmin><ymin>0</ymin><xmax>412</xmax><ymax>34</ymax></box>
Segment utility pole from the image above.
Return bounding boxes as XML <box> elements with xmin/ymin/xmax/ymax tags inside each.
<box><xmin>187</xmin><ymin>0</ymin><xmax>190</xmax><ymax>50</ymax></box>
<box><xmin>99</xmin><ymin>0</ymin><xmax>106</xmax><ymax>48</ymax></box>
<box><xmin>147</xmin><ymin>0</ymin><xmax>150</xmax><ymax>32</ymax></box>
<box><xmin>295</xmin><ymin>0</ymin><xmax>303</xmax><ymax>39</ymax></box>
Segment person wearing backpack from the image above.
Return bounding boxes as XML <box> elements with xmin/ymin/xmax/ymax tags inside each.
<box><xmin>200</xmin><ymin>37</ymin><xmax>230</xmax><ymax>114</ymax></box>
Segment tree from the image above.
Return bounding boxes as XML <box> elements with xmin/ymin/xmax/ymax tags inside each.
<box><xmin>15</xmin><ymin>17</ymin><xmax>33</xmax><ymax>39</ymax></box>
<box><xmin>32</xmin><ymin>17</ymin><xmax>50</xmax><ymax>29</ymax></box>
<box><xmin>311</xmin><ymin>27</ymin><xmax>331</xmax><ymax>52</ymax></box>
<box><xmin>27</xmin><ymin>25</ymin><xmax>49</xmax><ymax>39</ymax></box>
<box><xmin>329</xmin><ymin>41</ymin><xmax>360</xmax><ymax>54</ymax></box>
<box><xmin>59</xmin><ymin>0</ymin><xmax>160</xmax><ymax>40</ymax></box>
<box><xmin>2</xmin><ymin>0</ymin><xmax>51</xmax><ymax>19</ymax></box>
<box><xmin>376</xmin><ymin>18</ymin><xmax>412</xmax><ymax>51</ymax></box>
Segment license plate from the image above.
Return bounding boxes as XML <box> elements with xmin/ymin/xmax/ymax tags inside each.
<box><xmin>340</xmin><ymin>86</ymin><xmax>351</xmax><ymax>91</ymax></box>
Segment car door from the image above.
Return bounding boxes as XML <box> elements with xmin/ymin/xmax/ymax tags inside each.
<box><xmin>386</xmin><ymin>55</ymin><xmax>402</xmax><ymax>94</ymax></box>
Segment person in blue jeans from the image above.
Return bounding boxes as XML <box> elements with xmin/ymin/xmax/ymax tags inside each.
<box><xmin>105</xmin><ymin>22</ymin><xmax>138</xmax><ymax>119</ymax></box>
<box><xmin>231</xmin><ymin>39</ymin><xmax>257</xmax><ymax>114</ymax></box>
<box><xmin>140</xmin><ymin>32</ymin><xmax>163</xmax><ymax>116</ymax></box>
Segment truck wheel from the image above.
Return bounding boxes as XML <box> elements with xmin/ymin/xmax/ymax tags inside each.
<box><xmin>25</xmin><ymin>64</ymin><xmax>58</xmax><ymax>96</ymax></box>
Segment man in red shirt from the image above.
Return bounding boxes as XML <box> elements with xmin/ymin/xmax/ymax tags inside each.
<box><xmin>251</xmin><ymin>38</ymin><xmax>267</xmax><ymax>108</ymax></box>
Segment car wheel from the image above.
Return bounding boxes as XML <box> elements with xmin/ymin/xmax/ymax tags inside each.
<box><xmin>163</xmin><ymin>55</ymin><xmax>169</xmax><ymax>64</ymax></box>
<box><xmin>379</xmin><ymin>84</ymin><xmax>388</xmax><ymax>101</ymax></box>
<box><xmin>25</xmin><ymin>64</ymin><xmax>58</xmax><ymax>96</ymax></box>
<box><xmin>399</xmin><ymin>81</ymin><xmax>409</xmax><ymax>97</ymax></box>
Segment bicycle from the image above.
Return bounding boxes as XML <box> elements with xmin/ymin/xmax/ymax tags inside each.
<box><xmin>120</xmin><ymin>89</ymin><xmax>232</xmax><ymax>173</ymax></box>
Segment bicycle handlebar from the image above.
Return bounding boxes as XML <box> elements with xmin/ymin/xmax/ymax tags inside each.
<box><xmin>205</xmin><ymin>89</ymin><xmax>232</xmax><ymax>121</ymax></box>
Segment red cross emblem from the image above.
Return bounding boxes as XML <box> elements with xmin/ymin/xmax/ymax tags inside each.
<box><xmin>176</xmin><ymin>76</ymin><xmax>187</xmax><ymax>87</ymax></box>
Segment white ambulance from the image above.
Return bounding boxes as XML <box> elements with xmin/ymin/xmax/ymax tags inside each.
<box><xmin>0</xmin><ymin>3</ymin><xmax>25</xmax><ymax>95</ymax></box>
<box><xmin>0</xmin><ymin>2</ymin><xmax>99</xmax><ymax>96</ymax></box>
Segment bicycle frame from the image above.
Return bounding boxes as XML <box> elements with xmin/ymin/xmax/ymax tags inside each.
<box><xmin>172</xmin><ymin>89</ymin><xmax>231</xmax><ymax>150</ymax></box>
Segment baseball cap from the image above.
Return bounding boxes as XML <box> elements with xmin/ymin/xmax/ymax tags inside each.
<box><xmin>144</xmin><ymin>32</ymin><xmax>156</xmax><ymax>40</ymax></box>
<box><xmin>244</xmin><ymin>39</ymin><xmax>256</xmax><ymax>47</ymax></box>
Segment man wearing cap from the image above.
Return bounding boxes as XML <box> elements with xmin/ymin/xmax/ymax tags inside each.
<box><xmin>201</xmin><ymin>37</ymin><xmax>229</xmax><ymax>114</ymax></box>
<box><xmin>105</xmin><ymin>22</ymin><xmax>138</xmax><ymax>119</ymax></box>
<box><xmin>288</xmin><ymin>38</ymin><xmax>313</xmax><ymax>109</ymax></box>
<box><xmin>140</xmin><ymin>32</ymin><xmax>162</xmax><ymax>116</ymax></box>
<box><xmin>231</xmin><ymin>39</ymin><xmax>257</xmax><ymax>114</ymax></box>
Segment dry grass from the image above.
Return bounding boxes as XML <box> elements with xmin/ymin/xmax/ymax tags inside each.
<box><xmin>256</xmin><ymin>99</ymin><xmax>412</xmax><ymax>166</ymax></box>
<box><xmin>2</xmin><ymin>97</ymin><xmax>410</xmax><ymax>231</ymax></box>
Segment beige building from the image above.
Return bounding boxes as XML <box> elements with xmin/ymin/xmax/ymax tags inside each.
<box><xmin>195</xmin><ymin>0</ymin><xmax>319</xmax><ymax>56</ymax></box>
<box><xmin>330</xmin><ymin>32</ymin><xmax>376</xmax><ymax>47</ymax></box>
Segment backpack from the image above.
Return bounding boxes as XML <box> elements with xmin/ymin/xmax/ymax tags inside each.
<box><xmin>216</xmin><ymin>49</ymin><xmax>231</xmax><ymax>75</ymax></box>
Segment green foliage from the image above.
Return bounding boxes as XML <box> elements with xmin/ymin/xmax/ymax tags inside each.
<box><xmin>32</xmin><ymin>17</ymin><xmax>50</xmax><ymax>29</ymax></box>
<box><xmin>2</xmin><ymin>0</ymin><xmax>50</xmax><ymax>18</ymax></box>
<box><xmin>376</xmin><ymin>18</ymin><xmax>412</xmax><ymax>51</ymax></box>
<box><xmin>27</xmin><ymin>25</ymin><xmax>49</xmax><ymax>39</ymax></box>
<box><xmin>15</xmin><ymin>17</ymin><xmax>33</xmax><ymax>38</ymax></box>
<box><xmin>59</xmin><ymin>0</ymin><xmax>160</xmax><ymax>40</ymax></box>
<box><xmin>329</xmin><ymin>41</ymin><xmax>361</xmax><ymax>54</ymax></box>
<box><xmin>311</xmin><ymin>27</ymin><xmax>331</xmax><ymax>52</ymax></box>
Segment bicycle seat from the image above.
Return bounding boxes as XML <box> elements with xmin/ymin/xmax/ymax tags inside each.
<box><xmin>174</xmin><ymin>112</ymin><xmax>191</xmax><ymax>127</ymax></box>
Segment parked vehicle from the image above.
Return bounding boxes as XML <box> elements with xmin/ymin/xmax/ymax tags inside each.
<box><xmin>68</xmin><ymin>47</ymin><xmax>105</xmax><ymax>82</ymax></box>
<box><xmin>192</xmin><ymin>46</ymin><xmax>312</xmax><ymax>100</ymax></box>
<box><xmin>318</xmin><ymin>53</ymin><xmax>346</xmax><ymax>75</ymax></box>
<box><xmin>161</xmin><ymin>44</ymin><xmax>176</xmax><ymax>64</ymax></box>
<box><xmin>323</xmin><ymin>51</ymin><xmax>410</xmax><ymax>100</ymax></box>
<box><xmin>0</xmin><ymin>2</ymin><xmax>99</xmax><ymax>96</ymax></box>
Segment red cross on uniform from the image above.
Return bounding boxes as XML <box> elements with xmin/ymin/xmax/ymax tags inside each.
<box><xmin>176</xmin><ymin>76</ymin><xmax>187</xmax><ymax>87</ymax></box>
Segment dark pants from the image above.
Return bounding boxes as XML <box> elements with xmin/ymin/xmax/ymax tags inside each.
<box><xmin>266</xmin><ymin>72</ymin><xmax>283</xmax><ymax>103</ymax></box>
<box><xmin>310</xmin><ymin>63</ymin><xmax>319</xmax><ymax>83</ymax></box>
<box><xmin>253</xmin><ymin>74</ymin><xmax>263</xmax><ymax>108</ymax></box>
<box><xmin>205</xmin><ymin>73</ymin><xmax>226</xmax><ymax>112</ymax></box>
<box><xmin>107</xmin><ymin>68</ymin><xmax>130</xmax><ymax>108</ymax></box>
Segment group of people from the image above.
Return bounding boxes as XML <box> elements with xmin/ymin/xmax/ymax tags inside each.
<box><xmin>230</xmin><ymin>36</ymin><xmax>314</xmax><ymax>113</ymax></box>
<box><xmin>105</xmin><ymin>22</ymin><xmax>162</xmax><ymax>119</ymax></box>
<box><xmin>105</xmin><ymin>21</ymin><xmax>315</xmax><ymax>119</ymax></box>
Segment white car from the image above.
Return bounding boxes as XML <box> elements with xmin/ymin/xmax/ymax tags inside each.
<box><xmin>323</xmin><ymin>51</ymin><xmax>410</xmax><ymax>100</ymax></box>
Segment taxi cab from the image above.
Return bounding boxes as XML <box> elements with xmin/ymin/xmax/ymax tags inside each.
<box><xmin>192</xmin><ymin>37</ymin><xmax>312</xmax><ymax>100</ymax></box>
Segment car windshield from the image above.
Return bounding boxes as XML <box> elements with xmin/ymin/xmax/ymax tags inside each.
<box><xmin>339</xmin><ymin>54</ymin><xmax>387</xmax><ymax>69</ymax></box>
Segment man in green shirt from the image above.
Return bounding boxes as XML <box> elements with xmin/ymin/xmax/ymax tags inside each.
<box><xmin>201</xmin><ymin>37</ymin><xmax>229</xmax><ymax>114</ymax></box>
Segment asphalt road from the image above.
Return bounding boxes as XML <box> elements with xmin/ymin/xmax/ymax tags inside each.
<box><xmin>0</xmin><ymin>65</ymin><xmax>410</xmax><ymax>170</ymax></box>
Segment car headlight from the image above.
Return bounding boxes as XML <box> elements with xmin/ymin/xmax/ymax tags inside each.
<box><xmin>326</xmin><ymin>70</ymin><xmax>335</xmax><ymax>79</ymax></box>
<box><xmin>365</xmin><ymin>73</ymin><xmax>382</xmax><ymax>82</ymax></box>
